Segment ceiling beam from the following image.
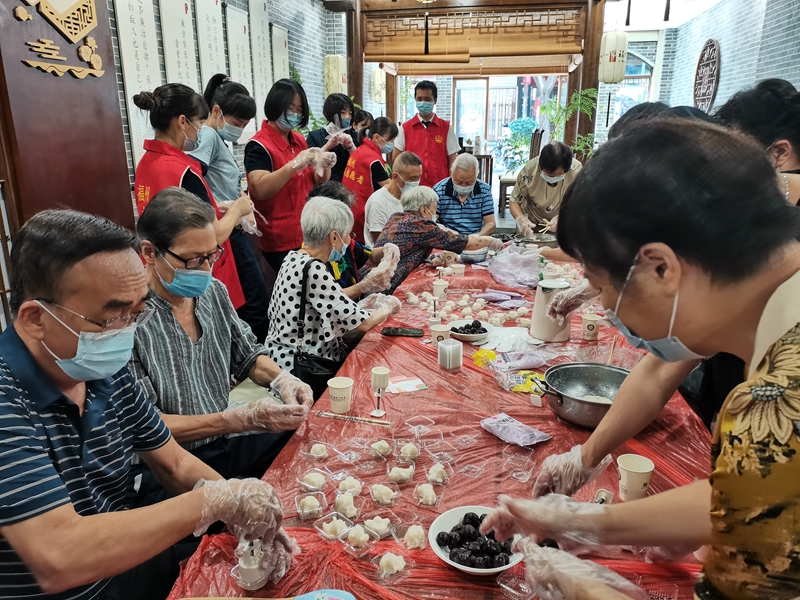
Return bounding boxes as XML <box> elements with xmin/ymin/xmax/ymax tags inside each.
<box><xmin>361</xmin><ymin>0</ymin><xmax>585</xmax><ymax>13</ymax></box>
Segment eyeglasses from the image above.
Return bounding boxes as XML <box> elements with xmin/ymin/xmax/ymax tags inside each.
<box><xmin>158</xmin><ymin>245</ymin><xmax>224</xmax><ymax>270</ymax></box>
<box><xmin>41</xmin><ymin>301</ymin><xmax>154</xmax><ymax>332</ymax></box>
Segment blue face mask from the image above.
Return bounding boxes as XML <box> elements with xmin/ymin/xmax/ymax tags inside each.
<box><xmin>38</xmin><ymin>302</ymin><xmax>137</xmax><ymax>381</ymax></box>
<box><xmin>340</xmin><ymin>118</ymin><xmax>352</xmax><ymax>129</ymax></box>
<box><xmin>453</xmin><ymin>183</ymin><xmax>474</xmax><ymax>196</ymax></box>
<box><xmin>416</xmin><ymin>101</ymin><xmax>435</xmax><ymax>116</ymax></box>
<box><xmin>157</xmin><ymin>256</ymin><xmax>213</xmax><ymax>298</ymax></box>
<box><xmin>277</xmin><ymin>111</ymin><xmax>302</xmax><ymax>131</ymax></box>
<box><xmin>382</xmin><ymin>141</ymin><xmax>395</xmax><ymax>154</ymax></box>
<box><xmin>328</xmin><ymin>233</ymin><xmax>346</xmax><ymax>263</ymax></box>
<box><xmin>183</xmin><ymin>119</ymin><xmax>202</xmax><ymax>152</ymax></box>
<box><xmin>605</xmin><ymin>263</ymin><xmax>707</xmax><ymax>363</ymax></box>
<box><xmin>217</xmin><ymin>112</ymin><xmax>245</xmax><ymax>143</ymax></box>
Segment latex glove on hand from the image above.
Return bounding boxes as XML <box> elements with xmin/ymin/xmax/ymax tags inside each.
<box><xmin>489</xmin><ymin>237</ymin><xmax>506</xmax><ymax>252</ymax></box>
<box><xmin>541</xmin><ymin>216</ymin><xmax>559</xmax><ymax>233</ymax></box>
<box><xmin>193</xmin><ymin>478</ymin><xmax>298</xmax><ymax>585</ymax></box>
<box><xmin>516</xmin><ymin>215</ymin><xmax>535</xmax><ymax>238</ymax></box>
<box><xmin>270</xmin><ymin>370</ymin><xmax>314</xmax><ymax>407</ymax></box>
<box><xmin>517</xmin><ymin>539</ymin><xmax>646</xmax><ymax>600</ymax></box>
<box><xmin>223</xmin><ymin>399</ymin><xmax>309</xmax><ymax>433</ymax></box>
<box><xmin>230</xmin><ymin>195</ymin><xmax>255</xmax><ymax>220</ymax></box>
<box><xmin>328</xmin><ymin>132</ymin><xmax>354</xmax><ymax>151</ymax></box>
<box><xmin>532</xmin><ymin>445</ymin><xmax>612</xmax><ymax>498</ymax></box>
<box><xmin>358</xmin><ymin>293</ymin><xmax>401</xmax><ymax>314</ymax></box>
<box><xmin>356</xmin><ymin>266</ymin><xmax>393</xmax><ymax>295</ymax></box>
<box><xmin>546</xmin><ymin>279</ymin><xmax>600</xmax><ymax>326</ymax></box>
<box><xmin>319</xmin><ymin>151</ymin><xmax>338</xmax><ymax>170</ymax></box>
<box><xmin>291</xmin><ymin>148</ymin><xmax>319</xmax><ymax>172</ymax></box>
<box><xmin>379</xmin><ymin>243</ymin><xmax>400</xmax><ymax>268</ymax></box>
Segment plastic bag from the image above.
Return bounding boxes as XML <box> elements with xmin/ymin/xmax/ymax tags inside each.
<box><xmin>481</xmin><ymin>412</ymin><xmax>551</xmax><ymax>446</ymax></box>
<box><xmin>492</xmin><ymin>351</ymin><xmax>547</xmax><ymax>372</ymax></box>
<box><xmin>239</xmin><ymin>207</ymin><xmax>267</xmax><ymax>237</ymax></box>
<box><xmin>489</xmin><ymin>246</ymin><xmax>543</xmax><ymax>289</ymax></box>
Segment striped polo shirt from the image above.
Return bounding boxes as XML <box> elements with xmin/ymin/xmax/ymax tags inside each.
<box><xmin>0</xmin><ymin>325</ymin><xmax>172</xmax><ymax>600</ymax></box>
<box><xmin>433</xmin><ymin>177</ymin><xmax>495</xmax><ymax>235</ymax></box>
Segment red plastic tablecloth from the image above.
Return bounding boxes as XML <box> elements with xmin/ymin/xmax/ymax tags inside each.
<box><xmin>169</xmin><ymin>262</ymin><xmax>711</xmax><ymax>600</ymax></box>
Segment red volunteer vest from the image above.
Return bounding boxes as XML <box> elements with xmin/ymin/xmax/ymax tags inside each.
<box><xmin>342</xmin><ymin>138</ymin><xmax>386</xmax><ymax>245</ymax></box>
<box><xmin>247</xmin><ymin>120</ymin><xmax>316</xmax><ymax>253</ymax></box>
<box><xmin>402</xmin><ymin>114</ymin><xmax>451</xmax><ymax>188</ymax></box>
<box><xmin>134</xmin><ymin>139</ymin><xmax>245</xmax><ymax>309</ymax></box>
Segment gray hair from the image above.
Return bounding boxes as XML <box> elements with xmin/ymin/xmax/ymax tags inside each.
<box><xmin>301</xmin><ymin>196</ymin><xmax>354</xmax><ymax>247</ymax></box>
<box><xmin>401</xmin><ymin>186</ymin><xmax>438</xmax><ymax>213</ymax></box>
<box><xmin>393</xmin><ymin>151</ymin><xmax>423</xmax><ymax>176</ymax></box>
<box><xmin>451</xmin><ymin>152</ymin><xmax>478</xmax><ymax>175</ymax></box>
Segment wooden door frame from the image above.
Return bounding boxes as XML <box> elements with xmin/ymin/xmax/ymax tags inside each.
<box><xmin>451</xmin><ymin>76</ymin><xmax>490</xmax><ymax>142</ymax></box>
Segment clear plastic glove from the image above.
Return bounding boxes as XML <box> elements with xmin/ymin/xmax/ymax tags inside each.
<box><xmin>270</xmin><ymin>369</ymin><xmax>314</xmax><ymax>407</ymax></box>
<box><xmin>489</xmin><ymin>237</ymin><xmax>506</xmax><ymax>252</ymax></box>
<box><xmin>379</xmin><ymin>242</ymin><xmax>400</xmax><ymax>267</ymax></box>
<box><xmin>229</xmin><ymin>195</ymin><xmax>254</xmax><ymax>220</ymax></box>
<box><xmin>541</xmin><ymin>216</ymin><xmax>559</xmax><ymax>233</ymax></box>
<box><xmin>546</xmin><ymin>279</ymin><xmax>600</xmax><ymax>326</ymax></box>
<box><xmin>327</xmin><ymin>131</ymin><xmax>354</xmax><ymax>151</ymax></box>
<box><xmin>291</xmin><ymin>148</ymin><xmax>319</xmax><ymax>172</ymax></box>
<box><xmin>194</xmin><ymin>478</ymin><xmax>299</xmax><ymax>584</ymax></box>
<box><xmin>223</xmin><ymin>399</ymin><xmax>309</xmax><ymax>433</ymax></box>
<box><xmin>358</xmin><ymin>293</ymin><xmax>401</xmax><ymax>314</ymax></box>
<box><xmin>532</xmin><ymin>445</ymin><xmax>612</xmax><ymax>498</ymax></box>
<box><xmin>356</xmin><ymin>267</ymin><xmax>393</xmax><ymax>295</ymax></box>
<box><xmin>516</xmin><ymin>215</ymin><xmax>535</xmax><ymax>238</ymax></box>
<box><xmin>481</xmin><ymin>494</ymin><xmax>605</xmax><ymax>549</ymax></box>
<box><xmin>517</xmin><ymin>539</ymin><xmax>646</xmax><ymax>600</ymax></box>
<box><xmin>319</xmin><ymin>151</ymin><xmax>338</xmax><ymax>170</ymax></box>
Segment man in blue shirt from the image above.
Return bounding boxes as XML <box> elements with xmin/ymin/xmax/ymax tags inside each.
<box><xmin>0</xmin><ymin>210</ymin><xmax>295</xmax><ymax>600</ymax></box>
<box><xmin>433</xmin><ymin>153</ymin><xmax>496</xmax><ymax>236</ymax></box>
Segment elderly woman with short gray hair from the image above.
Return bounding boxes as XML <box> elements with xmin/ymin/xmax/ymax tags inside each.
<box><xmin>265</xmin><ymin>196</ymin><xmax>400</xmax><ymax>378</ymax></box>
<box><xmin>374</xmin><ymin>186</ymin><xmax>503</xmax><ymax>293</ymax></box>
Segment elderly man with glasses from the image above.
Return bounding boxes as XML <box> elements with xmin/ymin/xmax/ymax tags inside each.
<box><xmin>0</xmin><ymin>207</ymin><xmax>298</xmax><ymax>600</ymax></box>
<box><xmin>128</xmin><ymin>187</ymin><xmax>313</xmax><ymax>510</ymax></box>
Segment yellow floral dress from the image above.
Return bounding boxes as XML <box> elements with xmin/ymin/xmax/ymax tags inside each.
<box><xmin>697</xmin><ymin>323</ymin><xmax>800</xmax><ymax>599</ymax></box>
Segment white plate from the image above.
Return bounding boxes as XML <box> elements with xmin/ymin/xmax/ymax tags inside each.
<box><xmin>428</xmin><ymin>505</ymin><xmax>523</xmax><ymax>577</ymax></box>
<box><xmin>448</xmin><ymin>320</ymin><xmax>495</xmax><ymax>344</ymax></box>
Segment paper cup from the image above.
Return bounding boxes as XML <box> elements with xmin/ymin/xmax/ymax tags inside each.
<box><xmin>617</xmin><ymin>454</ymin><xmax>654</xmax><ymax>501</ymax></box>
<box><xmin>430</xmin><ymin>324</ymin><xmax>451</xmax><ymax>350</ymax></box>
<box><xmin>327</xmin><ymin>377</ymin><xmax>354</xmax><ymax>414</ymax></box>
<box><xmin>432</xmin><ymin>280</ymin><xmax>449</xmax><ymax>297</ymax></box>
<box><xmin>582</xmin><ymin>313</ymin><xmax>601</xmax><ymax>341</ymax></box>
<box><xmin>451</xmin><ymin>264</ymin><xmax>465</xmax><ymax>276</ymax></box>
<box><xmin>443</xmin><ymin>251</ymin><xmax>457</xmax><ymax>266</ymax></box>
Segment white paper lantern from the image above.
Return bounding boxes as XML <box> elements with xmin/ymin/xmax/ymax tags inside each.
<box><xmin>598</xmin><ymin>31</ymin><xmax>628</xmax><ymax>84</ymax></box>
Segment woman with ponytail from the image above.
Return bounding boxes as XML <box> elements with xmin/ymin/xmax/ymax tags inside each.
<box><xmin>341</xmin><ymin>116</ymin><xmax>398</xmax><ymax>245</ymax></box>
<box><xmin>133</xmin><ymin>83</ymin><xmax>247</xmax><ymax>309</ymax></box>
<box><xmin>187</xmin><ymin>74</ymin><xmax>270</xmax><ymax>341</ymax></box>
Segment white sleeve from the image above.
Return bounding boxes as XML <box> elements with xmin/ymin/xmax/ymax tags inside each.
<box><xmin>393</xmin><ymin>126</ymin><xmax>406</xmax><ymax>151</ymax></box>
<box><xmin>446</xmin><ymin>125</ymin><xmax>461</xmax><ymax>156</ymax></box>
<box><xmin>368</xmin><ymin>196</ymin><xmax>395</xmax><ymax>236</ymax></box>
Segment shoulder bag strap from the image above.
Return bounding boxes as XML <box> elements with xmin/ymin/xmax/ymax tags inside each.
<box><xmin>296</xmin><ymin>256</ymin><xmax>318</xmax><ymax>350</ymax></box>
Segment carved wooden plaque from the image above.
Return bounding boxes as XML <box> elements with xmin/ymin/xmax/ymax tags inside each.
<box><xmin>693</xmin><ymin>39</ymin><xmax>720</xmax><ymax>112</ymax></box>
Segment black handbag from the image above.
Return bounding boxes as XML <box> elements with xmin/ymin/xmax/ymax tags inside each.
<box><xmin>291</xmin><ymin>257</ymin><xmax>346</xmax><ymax>400</ymax></box>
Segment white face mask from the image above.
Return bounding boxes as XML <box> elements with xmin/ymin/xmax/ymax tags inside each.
<box><xmin>540</xmin><ymin>172</ymin><xmax>565</xmax><ymax>184</ymax></box>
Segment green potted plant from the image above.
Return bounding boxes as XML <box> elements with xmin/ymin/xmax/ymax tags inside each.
<box><xmin>541</xmin><ymin>88</ymin><xmax>598</xmax><ymax>160</ymax></box>
<box><xmin>494</xmin><ymin>117</ymin><xmax>538</xmax><ymax>171</ymax></box>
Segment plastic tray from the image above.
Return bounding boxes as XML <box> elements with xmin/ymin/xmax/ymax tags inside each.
<box><xmin>312</xmin><ymin>512</ymin><xmax>354</xmax><ymax>541</ymax></box>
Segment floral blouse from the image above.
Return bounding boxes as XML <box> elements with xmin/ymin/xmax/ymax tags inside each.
<box><xmin>697</xmin><ymin>273</ymin><xmax>800</xmax><ymax>600</ymax></box>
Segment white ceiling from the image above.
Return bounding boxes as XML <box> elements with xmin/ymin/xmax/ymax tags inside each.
<box><xmin>604</xmin><ymin>0</ymin><xmax>726</xmax><ymax>31</ymax></box>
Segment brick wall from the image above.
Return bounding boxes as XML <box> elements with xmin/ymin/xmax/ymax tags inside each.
<box><xmin>660</xmin><ymin>0</ymin><xmax>800</xmax><ymax>110</ymax></box>
<box><xmin>108</xmin><ymin>0</ymin><xmax>331</xmax><ymax>184</ymax></box>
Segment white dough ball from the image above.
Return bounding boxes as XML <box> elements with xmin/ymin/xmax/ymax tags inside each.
<box><xmin>338</xmin><ymin>476</ymin><xmax>362</xmax><ymax>495</ymax></box>
<box><xmin>389</xmin><ymin>466</ymin><xmax>414</xmax><ymax>483</ymax></box>
<box><xmin>417</xmin><ymin>483</ymin><xmax>437</xmax><ymax>505</ymax></box>
<box><xmin>371</xmin><ymin>484</ymin><xmax>397</xmax><ymax>504</ymax></box>
<box><xmin>443</xmin><ymin>306</ymin><xmax>453</xmax><ymax>314</ymax></box>
<box><xmin>462</xmin><ymin>308</ymin><xmax>473</xmax><ymax>317</ymax></box>
<box><xmin>322</xmin><ymin>517</ymin><xmax>347</xmax><ymax>536</ymax></box>
<box><xmin>427</xmin><ymin>463</ymin><xmax>447</xmax><ymax>484</ymax></box>
<box><xmin>400</xmin><ymin>442</ymin><xmax>419</xmax><ymax>460</ymax></box>
<box><xmin>310</xmin><ymin>443</ymin><xmax>328</xmax><ymax>458</ymax></box>
<box><xmin>457</xmin><ymin>300</ymin><xmax>469</xmax><ymax>307</ymax></box>
<box><xmin>517</xmin><ymin>307</ymin><xmax>529</xmax><ymax>316</ymax></box>
<box><xmin>461</xmin><ymin>295</ymin><xmax>470</xmax><ymax>302</ymax></box>
<box><xmin>365</xmin><ymin>516</ymin><xmax>391</xmax><ymax>536</ymax></box>
<box><xmin>379</xmin><ymin>552</ymin><xmax>406</xmax><ymax>576</ymax></box>
<box><xmin>347</xmin><ymin>524</ymin><xmax>370</xmax><ymax>548</ymax></box>
<box><xmin>404</xmin><ymin>524</ymin><xmax>427</xmax><ymax>549</ymax></box>
<box><xmin>334</xmin><ymin>493</ymin><xmax>357</xmax><ymax>518</ymax></box>
<box><xmin>407</xmin><ymin>298</ymin><xmax>419</xmax><ymax>306</ymax></box>
<box><xmin>299</xmin><ymin>496</ymin><xmax>320</xmax><ymax>513</ymax></box>
<box><xmin>303</xmin><ymin>472</ymin><xmax>326</xmax><ymax>489</ymax></box>
<box><xmin>478</xmin><ymin>310</ymin><xmax>489</xmax><ymax>320</ymax></box>
<box><xmin>519</xmin><ymin>318</ymin><xmax>531</xmax><ymax>327</ymax></box>
<box><xmin>508</xmin><ymin>311</ymin><xmax>519</xmax><ymax>321</ymax></box>
<box><xmin>419</xmin><ymin>301</ymin><xmax>428</xmax><ymax>310</ymax></box>
<box><xmin>489</xmin><ymin>318</ymin><xmax>502</xmax><ymax>327</ymax></box>
<box><xmin>471</xmin><ymin>302</ymin><xmax>482</xmax><ymax>311</ymax></box>
<box><xmin>370</xmin><ymin>440</ymin><xmax>391</xmax><ymax>456</ymax></box>
<box><xmin>448</xmin><ymin>314</ymin><xmax>460</xmax><ymax>322</ymax></box>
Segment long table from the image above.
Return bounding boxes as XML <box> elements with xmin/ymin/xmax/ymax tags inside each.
<box><xmin>168</xmin><ymin>263</ymin><xmax>711</xmax><ymax>600</ymax></box>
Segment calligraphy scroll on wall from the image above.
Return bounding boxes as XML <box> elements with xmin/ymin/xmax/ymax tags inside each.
<box><xmin>159</xmin><ymin>0</ymin><xmax>200</xmax><ymax>91</ymax></box>
<box><xmin>249</xmin><ymin>0</ymin><xmax>273</xmax><ymax>124</ymax></box>
<box><xmin>113</xmin><ymin>0</ymin><xmax>164</xmax><ymax>165</ymax></box>
<box><xmin>271</xmin><ymin>24</ymin><xmax>289</xmax><ymax>82</ymax></box>
<box><xmin>195</xmin><ymin>0</ymin><xmax>226</xmax><ymax>85</ymax></box>
<box><xmin>225</xmin><ymin>5</ymin><xmax>256</xmax><ymax>139</ymax></box>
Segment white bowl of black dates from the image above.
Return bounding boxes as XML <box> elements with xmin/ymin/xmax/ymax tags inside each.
<box><xmin>428</xmin><ymin>506</ymin><xmax>523</xmax><ymax>576</ymax></box>
<box><xmin>448</xmin><ymin>320</ymin><xmax>494</xmax><ymax>344</ymax></box>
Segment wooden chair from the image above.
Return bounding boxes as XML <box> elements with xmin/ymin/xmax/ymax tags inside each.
<box><xmin>529</xmin><ymin>128</ymin><xmax>545</xmax><ymax>159</ymax></box>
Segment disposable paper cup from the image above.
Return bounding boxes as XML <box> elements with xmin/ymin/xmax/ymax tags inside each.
<box><xmin>432</xmin><ymin>280</ymin><xmax>449</xmax><ymax>297</ymax></box>
<box><xmin>430</xmin><ymin>324</ymin><xmax>451</xmax><ymax>350</ymax></box>
<box><xmin>582</xmin><ymin>313</ymin><xmax>601</xmax><ymax>341</ymax></box>
<box><xmin>617</xmin><ymin>454</ymin><xmax>654</xmax><ymax>501</ymax></box>
<box><xmin>451</xmin><ymin>264</ymin><xmax>465</xmax><ymax>276</ymax></box>
<box><xmin>443</xmin><ymin>251</ymin><xmax>457</xmax><ymax>266</ymax></box>
<box><xmin>328</xmin><ymin>377</ymin><xmax>354</xmax><ymax>414</ymax></box>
